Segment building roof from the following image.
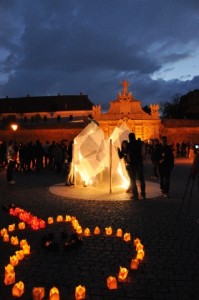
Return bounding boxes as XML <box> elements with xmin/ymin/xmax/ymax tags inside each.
<box><xmin>0</xmin><ymin>94</ymin><xmax>94</xmax><ymax>114</ymax></box>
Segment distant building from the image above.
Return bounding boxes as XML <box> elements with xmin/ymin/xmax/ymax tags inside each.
<box><xmin>0</xmin><ymin>93</ymin><xmax>94</xmax><ymax>126</ymax></box>
<box><xmin>92</xmin><ymin>80</ymin><xmax>160</xmax><ymax>141</ymax></box>
<box><xmin>0</xmin><ymin>82</ymin><xmax>199</xmax><ymax>144</ymax></box>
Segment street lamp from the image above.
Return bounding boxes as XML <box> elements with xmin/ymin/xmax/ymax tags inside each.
<box><xmin>11</xmin><ymin>123</ymin><xmax>18</xmax><ymax>141</ymax></box>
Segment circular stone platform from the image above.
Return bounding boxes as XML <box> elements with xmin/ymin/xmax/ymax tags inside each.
<box><xmin>49</xmin><ymin>180</ymin><xmax>160</xmax><ymax>201</ymax></box>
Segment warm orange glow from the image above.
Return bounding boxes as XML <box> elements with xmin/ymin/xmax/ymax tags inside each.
<box><xmin>48</xmin><ymin>217</ymin><xmax>54</xmax><ymax>224</ymax></box>
<box><xmin>75</xmin><ymin>285</ymin><xmax>86</xmax><ymax>299</ymax></box>
<box><xmin>22</xmin><ymin>244</ymin><xmax>30</xmax><ymax>255</ymax></box>
<box><xmin>65</xmin><ymin>215</ymin><xmax>72</xmax><ymax>222</ymax></box>
<box><xmin>130</xmin><ymin>258</ymin><xmax>139</xmax><ymax>270</ymax></box>
<box><xmin>94</xmin><ymin>226</ymin><xmax>100</xmax><ymax>235</ymax></box>
<box><xmin>56</xmin><ymin>215</ymin><xmax>63</xmax><ymax>222</ymax></box>
<box><xmin>18</xmin><ymin>222</ymin><xmax>26</xmax><ymax>229</ymax></box>
<box><xmin>136</xmin><ymin>249</ymin><xmax>145</xmax><ymax>261</ymax></box>
<box><xmin>11</xmin><ymin>236</ymin><xmax>19</xmax><ymax>245</ymax></box>
<box><xmin>118</xmin><ymin>266</ymin><xmax>128</xmax><ymax>281</ymax></box>
<box><xmin>15</xmin><ymin>250</ymin><xmax>24</xmax><ymax>261</ymax></box>
<box><xmin>5</xmin><ymin>264</ymin><xmax>14</xmax><ymax>274</ymax></box>
<box><xmin>107</xmin><ymin>276</ymin><xmax>118</xmax><ymax>289</ymax></box>
<box><xmin>20</xmin><ymin>239</ymin><xmax>28</xmax><ymax>248</ymax></box>
<box><xmin>3</xmin><ymin>233</ymin><xmax>9</xmax><ymax>242</ymax></box>
<box><xmin>116</xmin><ymin>228</ymin><xmax>123</xmax><ymax>237</ymax></box>
<box><xmin>8</xmin><ymin>224</ymin><xmax>15</xmax><ymax>232</ymax></box>
<box><xmin>1</xmin><ymin>228</ymin><xmax>8</xmax><ymax>236</ymax></box>
<box><xmin>84</xmin><ymin>228</ymin><xmax>91</xmax><ymax>236</ymax></box>
<box><xmin>134</xmin><ymin>238</ymin><xmax>141</xmax><ymax>247</ymax></box>
<box><xmin>105</xmin><ymin>226</ymin><xmax>112</xmax><ymax>235</ymax></box>
<box><xmin>10</xmin><ymin>255</ymin><xmax>19</xmax><ymax>266</ymax></box>
<box><xmin>11</xmin><ymin>124</ymin><xmax>18</xmax><ymax>132</ymax></box>
<box><xmin>49</xmin><ymin>286</ymin><xmax>60</xmax><ymax>300</ymax></box>
<box><xmin>123</xmin><ymin>232</ymin><xmax>131</xmax><ymax>242</ymax></box>
<box><xmin>32</xmin><ymin>287</ymin><xmax>45</xmax><ymax>300</ymax></box>
<box><xmin>136</xmin><ymin>243</ymin><xmax>144</xmax><ymax>251</ymax></box>
<box><xmin>76</xmin><ymin>226</ymin><xmax>83</xmax><ymax>234</ymax></box>
<box><xmin>12</xmin><ymin>281</ymin><xmax>24</xmax><ymax>297</ymax></box>
<box><xmin>4</xmin><ymin>272</ymin><xmax>15</xmax><ymax>285</ymax></box>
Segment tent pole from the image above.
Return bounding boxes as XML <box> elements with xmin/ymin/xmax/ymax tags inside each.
<box><xmin>110</xmin><ymin>139</ymin><xmax>112</xmax><ymax>193</ymax></box>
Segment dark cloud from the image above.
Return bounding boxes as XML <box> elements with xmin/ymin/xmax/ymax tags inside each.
<box><xmin>0</xmin><ymin>0</ymin><xmax>199</xmax><ymax>110</ymax></box>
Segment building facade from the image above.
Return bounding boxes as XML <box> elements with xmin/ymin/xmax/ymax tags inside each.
<box><xmin>0</xmin><ymin>82</ymin><xmax>199</xmax><ymax>145</ymax></box>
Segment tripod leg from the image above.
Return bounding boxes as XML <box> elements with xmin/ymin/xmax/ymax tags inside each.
<box><xmin>176</xmin><ymin>176</ymin><xmax>190</xmax><ymax>221</ymax></box>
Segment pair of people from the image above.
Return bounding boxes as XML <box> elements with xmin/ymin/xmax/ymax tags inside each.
<box><xmin>118</xmin><ymin>134</ymin><xmax>174</xmax><ymax>199</ymax></box>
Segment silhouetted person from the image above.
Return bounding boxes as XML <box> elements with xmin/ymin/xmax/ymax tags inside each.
<box><xmin>155</xmin><ymin>136</ymin><xmax>174</xmax><ymax>197</ymax></box>
<box><xmin>126</xmin><ymin>133</ymin><xmax>146</xmax><ymax>200</ymax></box>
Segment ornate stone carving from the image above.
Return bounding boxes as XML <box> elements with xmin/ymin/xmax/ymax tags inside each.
<box><xmin>150</xmin><ymin>104</ymin><xmax>159</xmax><ymax>118</ymax></box>
<box><xmin>92</xmin><ymin>105</ymin><xmax>101</xmax><ymax>116</ymax></box>
<box><xmin>118</xmin><ymin>80</ymin><xmax>133</xmax><ymax>102</ymax></box>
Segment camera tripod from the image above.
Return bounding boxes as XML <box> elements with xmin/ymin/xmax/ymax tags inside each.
<box><xmin>176</xmin><ymin>153</ymin><xmax>199</xmax><ymax>221</ymax></box>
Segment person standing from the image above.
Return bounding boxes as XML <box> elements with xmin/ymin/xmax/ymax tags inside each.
<box><xmin>126</xmin><ymin>133</ymin><xmax>146</xmax><ymax>200</ymax></box>
<box><xmin>155</xmin><ymin>136</ymin><xmax>174</xmax><ymax>198</ymax></box>
<box><xmin>6</xmin><ymin>140</ymin><xmax>16</xmax><ymax>184</ymax></box>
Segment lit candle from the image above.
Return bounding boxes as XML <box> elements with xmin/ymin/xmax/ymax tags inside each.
<box><xmin>84</xmin><ymin>228</ymin><xmax>90</xmax><ymax>236</ymax></box>
<box><xmin>32</xmin><ymin>287</ymin><xmax>45</xmax><ymax>300</ymax></box>
<box><xmin>15</xmin><ymin>250</ymin><xmax>24</xmax><ymax>261</ymax></box>
<box><xmin>39</xmin><ymin>219</ymin><xmax>45</xmax><ymax>228</ymax></box>
<box><xmin>18</xmin><ymin>222</ymin><xmax>25</xmax><ymax>229</ymax></box>
<box><xmin>5</xmin><ymin>264</ymin><xmax>14</xmax><ymax>274</ymax></box>
<box><xmin>118</xmin><ymin>266</ymin><xmax>128</xmax><ymax>281</ymax></box>
<box><xmin>136</xmin><ymin>249</ymin><xmax>145</xmax><ymax>261</ymax></box>
<box><xmin>48</xmin><ymin>217</ymin><xmax>54</xmax><ymax>224</ymax></box>
<box><xmin>12</xmin><ymin>281</ymin><xmax>25</xmax><ymax>297</ymax></box>
<box><xmin>136</xmin><ymin>243</ymin><xmax>144</xmax><ymax>251</ymax></box>
<box><xmin>134</xmin><ymin>238</ymin><xmax>141</xmax><ymax>247</ymax></box>
<box><xmin>11</xmin><ymin>236</ymin><xmax>19</xmax><ymax>245</ymax></box>
<box><xmin>123</xmin><ymin>232</ymin><xmax>131</xmax><ymax>242</ymax></box>
<box><xmin>116</xmin><ymin>228</ymin><xmax>123</xmax><ymax>237</ymax></box>
<box><xmin>76</xmin><ymin>226</ymin><xmax>83</xmax><ymax>234</ymax></box>
<box><xmin>4</xmin><ymin>272</ymin><xmax>15</xmax><ymax>285</ymax></box>
<box><xmin>65</xmin><ymin>215</ymin><xmax>72</xmax><ymax>222</ymax></box>
<box><xmin>56</xmin><ymin>215</ymin><xmax>63</xmax><ymax>222</ymax></box>
<box><xmin>3</xmin><ymin>233</ymin><xmax>9</xmax><ymax>242</ymax></box>
<box><xmin>107</xmin><ymin>276</ymin><xmax>117</xmax><ymax>289</ymax></box>
<box><xmin>8</xmin><ymin>223</ymin><xmax>15</xmax><ymax>232</ymax></box>
<box><xmin>49</xmin><ymin>286</ymin><xmax>60</xmax><ymax>300</ymax></box>
<box><xmin>1</xmin><ymin>228</ymin><xmax>8</xmax><ymax>236</ymax></box>
<box><xmin>20</xmin><ymin>239</ymin><xmax>28</xmax><ymax>248</ymax></box>
<box><xmin>10</xmin><ymin>255</ymin><xmax>19</xmax><ymax>266</ymax></box>
<box><xmin>22</xmin><ymin>244</ymin><xmax>30</xmax><ymax>255</ymax></box>
<box><xmin>105</xmin><ymin>226</ymin><xmax>112</xmax><ymax>235</ymax></box>
<box><xmin>130</xmin><ymin>258</ymin><xmax>139</xmax><ymax>270</ymax></box>
<box><xmin>75</xmin><ymin>285</ymin><xmax>86</xmax><ymax>300</ymax></box>
<box><xmin>94</xmin><ymin>226</ymin><xmax>100</xmax><ymax>235</ymax></box>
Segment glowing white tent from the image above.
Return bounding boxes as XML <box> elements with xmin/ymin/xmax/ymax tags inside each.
<box><xmin>73</xmin><ymin>121</ymin><xmax>130</xmax><ymax>190</ymax></box>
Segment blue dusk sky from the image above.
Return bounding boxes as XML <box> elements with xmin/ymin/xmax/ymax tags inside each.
<box><xmin>0</xmin><ymin>0</ymin><xmax>199</xmax><ymax>111</ymax></box>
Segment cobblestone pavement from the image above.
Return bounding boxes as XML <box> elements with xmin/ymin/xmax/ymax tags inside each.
<box><xmin>0</xmin><ymin>158</ymin><xmax>199</xmax><ymax>300</ymax></box>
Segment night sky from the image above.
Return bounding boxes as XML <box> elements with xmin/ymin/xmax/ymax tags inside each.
<box><xmin>0</xmin><ymin>0</ymin><xmax>199</xmax><ymax>111</ymax></box>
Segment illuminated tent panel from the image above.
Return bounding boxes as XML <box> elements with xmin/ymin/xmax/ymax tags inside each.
<box><xmin>73</xmin><ymin>121</ymin><xmax>130</xmax><ymax>189</ymax></box>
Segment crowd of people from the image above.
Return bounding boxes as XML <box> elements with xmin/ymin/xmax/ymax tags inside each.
<box><xmin>0</xmin><ymin>139</ymin><xmax>73</xmax><ymax>184</ymax></box>
<box><xmin>0</xmin><ymin>135</ymin><xmax>197</xmax><ymax>199</ymax></box>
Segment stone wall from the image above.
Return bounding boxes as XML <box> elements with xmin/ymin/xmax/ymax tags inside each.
<box><xmin>1</xmin><ymin>119</ymin><xmax>199</xmax><ymax>145</ymax></box>
<box><xmin>0</xmin><ymin>127</ymin><xmax>83</xmax><ymax>144</ymax></box>
<box><xmin>160</xmin><ymin>119</ymin><xmax>199</xmax><ymax>144</ymax></box>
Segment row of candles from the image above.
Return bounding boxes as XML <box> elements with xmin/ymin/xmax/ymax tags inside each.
<box><xmin>0</xmin><ymin>206</ymin><xmax>145</xmax><ymax>299</ymax></box>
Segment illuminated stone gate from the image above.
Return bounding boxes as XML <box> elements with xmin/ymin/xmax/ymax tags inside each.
<box><xmin>92</xmin><ymin>81</ymin><xmax>160</xmax><ymax>141</ymax></box>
